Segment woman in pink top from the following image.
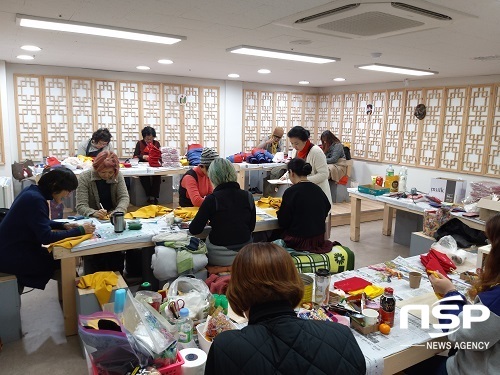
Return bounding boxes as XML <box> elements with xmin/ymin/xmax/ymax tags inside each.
<box><xmin>178</xmin><ymin>147</ymin><xmax>219</xmax><ymax>207</ymax></box>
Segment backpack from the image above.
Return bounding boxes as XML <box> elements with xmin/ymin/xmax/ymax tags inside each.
<box><xmin>343</xmin><ymin>146</ymin><xmax>351</xmax><ymax>160</ymax></box>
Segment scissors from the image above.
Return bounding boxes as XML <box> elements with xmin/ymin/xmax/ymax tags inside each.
<box><xmin>168</xmin><ymin>299</ymin><xmax>185</xmax><ymax>319</ymax></box>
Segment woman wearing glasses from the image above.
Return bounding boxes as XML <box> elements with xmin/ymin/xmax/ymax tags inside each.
<box><xmin>77</xmin><ymin>128</ymin><xmax>113</xmax><ymax>157</ymax></box>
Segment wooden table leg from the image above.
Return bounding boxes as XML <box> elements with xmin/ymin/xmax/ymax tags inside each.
<box><xmin>350</xmin><ymin>197</ymin><xmax>361</xmax><ymax>242</ymax></box>
<box><xmin>383</xmin><ymin>205</ymin><xmax>394</xmax><ymax>236</ymax></box>
<box><xmin>61</xmin><ymin>257</ymin><xmax>78</xmax><ymax>336</ymax></box>
<box><xmin>235</xmin><ymin>166</ymin><xmax>246</xmax><ymax>189</ymax></box>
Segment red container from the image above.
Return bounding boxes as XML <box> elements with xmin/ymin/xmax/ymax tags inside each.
<box><xmin>158</xmin><ymin>352</ymin><xmax>185</xmax><ymax>375</ymax></box>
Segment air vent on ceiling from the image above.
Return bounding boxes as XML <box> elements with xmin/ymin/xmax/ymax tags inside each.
<box><xmin>273</xmin><ymin>0</ymin><xmax>474</xmax><ymax>40</ymax></box>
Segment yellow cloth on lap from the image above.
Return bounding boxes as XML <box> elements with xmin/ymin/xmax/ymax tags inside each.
<box><xmin>48</xmin><ymin>234</ymin><xmax>93</xmax><ymax>252</ymax></box>
<box><xmin>77</xmin><ymin>271</ymin><xmax>119</xmax><ymax>307</ymax></box>
<box><xmin>125</xmin><ymin>205</ymin><xmax>173</xmax><ymax>219</ymax></box>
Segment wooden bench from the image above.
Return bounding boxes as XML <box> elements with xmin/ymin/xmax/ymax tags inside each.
<box><xmin>0</xmin><ymin>273</ymin><xmax>22</xmax><ymax>343</ymax></box>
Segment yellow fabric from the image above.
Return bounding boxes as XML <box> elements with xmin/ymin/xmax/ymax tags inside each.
<box><xmin>180</xmin><ymin>158</ymin><xmax>189</xmax><ymax>166</ymax></box>
<box><xmin>349</xmin><ymin>284</ymin><xmax>384</xmax><ymax>299</ymax></box>
<box><xmin>77</xmin><ymin>155</ymin><xmax>94</xmax><ymax>164</ymax></box>
<box><xmin>48</xmin><ymin>234</ymin><xmax>93</xmax><ymax>252</ymax></box>
<box><xmin>256</xmin><ymin>196</ymin><xmax>282</xmax><ymax>209</ymax></box>
<box><xmin>174</xmin><ymin>206</ymin><xmax>199</xmax><ymax>221</ymax></box>
<box><xmin>77</xmin><ymin>272</ymin><xmax>119</xmax><ymax>307</ymax></box>
<box><xmin>125</xmin><ymin>205</ymin><xmax>173</xmax><ymax>219</ymax></box>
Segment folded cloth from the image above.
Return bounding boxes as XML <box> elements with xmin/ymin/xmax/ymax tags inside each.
<box><xmin>333</xmin><ymin>277</ymin><xmax>372</xmax><ymax>293</ymax></box>
<box><xmin>77</xmin><ymin>271</ymin><xmax>119</xmax><ymax>306</ymax></box>
<box><xmin>420</xmin><ymin>248</ymin><xmax>456</xmax><ymax>277</ymax></box>
<box><xmin>205</xmin><ymin>273</ymin><xmax>231</xmax><ymax>294</ymax></box>
<box><xmin>206</xmin><ymin>265</ymin><xmax>231</xmax><ymax>275</ymax></box>
<box><xmin>48</xmin><ymin>233</ymin><xmax>93</xmax><ymax>251</ymax></box>
<box><xmin>256</xmin><ymin>197</ymin><xmax>282</xmax><ymax>209</ymax></box>
<box><xmin>152</xmin><ymin>246</ymin><xmax>177</xmax><ymax>280</ymax></box>
<box><xmin>125</xmin><ymin>205</ymin><xmax>173</xmax><ymax>219</ymax></box>
<box><xmin>349</xmin><ymin>284</ymin><xmax>384</xmax><ymax>299</ymax></box>
<box><xmin>421</xmin><ymin>256</ymin><xmax>450</xmax><ymax>280</ymax></box>
<box><xmin>174</xmin><ymin>207</ymin><xmax>199</xmax><ymax>221</ymax></box>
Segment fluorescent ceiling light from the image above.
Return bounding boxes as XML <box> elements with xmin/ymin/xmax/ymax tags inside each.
<box><xmin>17</xmin><ymin>14</ymin><xmax>186</xmax><ymax>45</ymax></box>
<box><xmin>21</xmin><ymin>45</ymin><xmax>41</xmax><ymax>51</ymax></box>
<box><xmin>158</xmin><ymin>59</ymin><xmax>173</xmax><ymax>64</ymax></box>
<box><xmin>258</xmin><ymin>69</ymin><xmax>271</xmax><ymax>74</ymax></box>
<box><xmin>228</xmin><ymin>73</ymin><xmax>240</xmax><ymax>78</ymax></box>
<box><xmin>299</xmin><ymin>81</ymin><xmax>309</xmax><ymax>85</ymax></box>
<box><xmin>227</xmin><ymin>45</ymin><xmax>339</xmax><ymax>64</ymax></box>
<box><xmin>356</xmin><ymin>63</ymin><xmax>437</xmax><ymax>76</ymax></box>
<box><xmin>17</xmin><ymin>55</ymin><xmax>34</xmax><ymax>60</ymax></box>
<box><xmin>333</xmin><ymin>77</ymin><xmax>346</xmax><ymax>82</ymax></box>
<box><xmin>136</xmin><ymin>66</ymin><xmax>150</xmax><ymax>70</ymax></box>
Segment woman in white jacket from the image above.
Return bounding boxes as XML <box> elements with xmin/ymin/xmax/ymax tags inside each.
<box><xmin>282</xmin><ymin>126</ymin><xmax>331</xmax><ymax>205</ymax></box>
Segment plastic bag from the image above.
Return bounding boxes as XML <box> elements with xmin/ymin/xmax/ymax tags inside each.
<box><xmin>167</xmin><ymin>276</ymin><xmax>211</xmax><ymax>321</ymax></box>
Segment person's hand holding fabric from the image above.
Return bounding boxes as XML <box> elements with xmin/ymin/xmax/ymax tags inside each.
<box><xmin>429</xmin><ymin>271</ymin><xmax>456</xmax><ymax>296</ymax></box>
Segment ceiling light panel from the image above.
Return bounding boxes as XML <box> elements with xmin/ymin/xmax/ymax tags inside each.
<box><xmin>227</xmin><ymin>45</ymin><xmax>339</xmax><ymax>64</ymax></box>
<box><xmin>17</xmin><ymin>14</ymin><xmax>186</xmax><ymax>45</ymax></box>
<box><xmin>356</xmin><ymin>63</ymin><xmax>437</xmax><ymax>76</ymax></box>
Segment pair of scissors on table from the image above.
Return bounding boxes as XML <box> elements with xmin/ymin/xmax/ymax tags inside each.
<box><xmin>168</xmin><ymin>299</ymin><xmax>185</xmax><ymax>319</ymax></box>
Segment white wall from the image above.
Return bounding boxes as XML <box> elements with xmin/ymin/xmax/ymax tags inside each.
<box><xmin>223</xmin><ymin>80</ymin><xmax>243</xmax><ymax>156</ymax></box>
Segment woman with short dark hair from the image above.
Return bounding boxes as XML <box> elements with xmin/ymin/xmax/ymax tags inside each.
<box><xmin>0</xmin><ymin>167</ymin><xmax>95</xmax><ymax>291</ymax></box>
<box><xmin>77</xmin><ymin>128</ymin><xmax>113</xmax><ymax>157</ymax></box>
<box><xmin>205</xmin><ymin>243</ymin><xmax>366</xmax><ymax>375</ymax></box>
<box><xmin>133</xmin><ymin>126</ymin><xmax>162</xmax><ymax>204</ymax></box>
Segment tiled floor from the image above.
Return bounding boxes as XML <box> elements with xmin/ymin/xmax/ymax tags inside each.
<box><xmin>0</xmin><ymin>220</ymin><xmax>409</xmax><ymax>375</ymax></box>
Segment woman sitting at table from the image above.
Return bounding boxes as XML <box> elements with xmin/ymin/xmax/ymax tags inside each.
<box><xmin>77</xmin><ymin>128</ymin><xmax>113</xmax><ymax>157</ymax></box>
<box><xmin>277</xmin><ymin>158</ymin><xmax>333</xmax><ymax>254</ymax></box>
<box><xmin>405</xmin><ymin>213</ymin><xmax>500</xmax><ymax>375</ymax></box>
<box><xmin>256</xmin><ymin>126</ymin><xmax>284</xmax><ymax>155</ymax></box>
<box><xmin>178</xmin><ymin>147</ymin><xmax>218</xmax><ymax>207</ymax></box>
<box><xmin>205</xmin><ymin>242</ymin><xmax>366</xmax><ymax>375</ymax></box>
<box><xmin>76</xmin><ymin>151</ymin><xmax>130</xmax><ymax>274</ymax></box>
<box><xmin>133</xmin><ymin>126</ymin><xmax>162</xmax><ymax>204</ymax></box>
<box><xmin>189</xmin><ymin>158</ymin><xmax>255</xmax><ymax>266</ymax></box>
<box><xmin>320</xmin><ymin>130</ymin><xmax>345</xmax><ymax>164</ymax></box>
<box><xmin>282</xmin><ymin>125</ymin><xmax>331</xmax><ymax>205</ymax></box>
<box><xmin>0</xmin><ymin>167</ymin><xmax>95</xmax><ymax>292</ymax></box>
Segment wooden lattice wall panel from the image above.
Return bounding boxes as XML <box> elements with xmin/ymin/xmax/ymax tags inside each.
<box><xmin>275</xmin><ymin>92</ymin><xmax>289</xmax><ymax>152</ymax></box>
<box><xmin>243</xmin><ymin>90</ymin><xmax>258</xmax><ymax>152</ymax></box>
<box><xmin>317</xmin><ymin>95</ymin><xmax>330</xmax><ymax>143</ymax></box>
<box><xmin>400</xmin><ymin>89</ymin><xmax>423</xmax><ymax>166</ymax></box>
<box><xmin>330</xmin><ymin>94</ymin><xmax>343</xmax><ymax>142</ymax></box>
<box><xmin>289</xmin><ymin>93</ymin><xmax>304</xmax><ymax>132</ymax></box>
<box><xmin>15</xmin><ymin>76</ymin><xmax>44</xmax><ymax>161</ymax></box>
<box><xmin>487</xmin><ymin>85</ymin><xmax>500</xmax><ymax>176</ymax></box>
<box><xmin>70</xmin><ymin>78</ymin><xmax>94</xmax><ymax>155</ymax></box>
<box><xmin>202</xmin><ymin>87</ymin><xmax>219</xmax><ymax>149</ymax></box>
<box><xmin>183</xmin><ymin>86</ymin><xmax>201</xmax><ymax>146</ymax></box>
<box><xmin>440</xmin><ymin>87</ymin><xmax>467</xmax><ymax>171</ymax></box>
<box><xmin>44</xmin><ymin>77</ymin><xmax>71</xmax><ymax>160</ymax></box>
<box><xmin>259</xmin><ymin>91</ymin><xmax>274</xmax><ymax>144</ymax></box>
<box><xmin>352</xmin><ymin>92</ymin><xmax>369</xmax><ymax>159</ymax></box>
<box><xmin>382</xmin><ymin>90</ymin><xmax>403</xmax><ymax>163</ymax></box>
<box><xmin>341</xmin><ymin>93</ymin><xmax>355</xmax><ymax>147</ymax></box>
<box><xmin>461</xmin><ymin>86</ymin><xmax>492</xmax><ymax>174</ymax></box>
<box><xmin>304</xmin><ymin>95</ymin><xmax>317</xmax><ymax>141</ymax></box>
<box><xmin>366</xmin><ymin>91</ymin><xmax>385</xmax><ymax>161</ymax></box>
<box><xmin>419</xmin><ymin>88</ymin><xmax>443</xmax><ymax>169</ymax></box>
<box><xmin>163</xmin><ymin>84</ymin><xmax>182</xmax><ymax>150</ymax></box>
<box><xmin>141</xmin><ymin>83</ymin><xmax>162</xmax><ymax>143</ymax></box>
<box><xmin>94</xmin><ymin>80</ymin><xmax>118</xmax><ymax>154</ymax></box>
<box><xmin>119</xmin><ymin>82</ymin><xmax>140</xmax><ymax>157</ymax></box>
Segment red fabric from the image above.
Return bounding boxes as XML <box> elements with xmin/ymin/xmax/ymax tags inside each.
<box><xmin>233</xmin><ymin>154</ymin><xmax>244</xmax><ymax>163</ymax></box>
<box><xmin>428</xmin><ymin>249</ymin><xmax>456</xmax><ymax>272</ymax></box>
<box><xmin>421</xmin><ymin>256</ymin><xmax>450</xmax><ymax>279</ymax></box>
<box><xmin>46</xmin><ymin>156</ymin><xmax>61</xmax><ymax>167</ymax></box>
<box><xmin>147</xmin><ymin>144</ymin><xmax>162</xmax><ymax>167</ymax></box>
<box><xmin>333</xmin><ymin>277</ymin><xmax>372</xmax><ymax>293</ymax></box>
<box><xmin>188</xmin><ymin>143</ymin><xmax>203</xmax><ymax>151</ymax></box>
<box><xmin>297</xmin><ymin>140</ymin><xmax>313</xmax><ymax>159</ymax></box>
<box><xmin>205</xmin><ymin>274</ymin><xmax>231</xmax><ymax>294</ymax></box>
<box><xmin>420</xmin><ymin>249</ymin><xmax>456</xmax><ymax>276</ymax></box>
<box><xmin>338</xmin><ymin>175</ymin><xmax>349</xmax><ymax>185</ymax></box>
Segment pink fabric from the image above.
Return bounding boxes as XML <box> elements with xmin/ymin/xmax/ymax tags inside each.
<box><xmin>205</xmin><ymin>274</ymin><xmax>231</xmax><ymax>294</ymax></box>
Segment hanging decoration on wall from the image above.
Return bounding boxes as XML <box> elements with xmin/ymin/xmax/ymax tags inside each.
<box><xmin>414</xmin><ymin>104</ymin><xmax>426</xmax><ymax>120</ymax></box>
<box><xmin>366</xmin><ymin>104</ymin><xmax>373</xmax><ymax>115</ymax></box>
<box><xmin>178</xmin><ymin>94</ymin><xmax>187</xmax><ymax>106</ymax></box>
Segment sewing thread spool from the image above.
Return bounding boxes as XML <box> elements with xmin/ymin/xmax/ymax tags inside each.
<box><xmin>299</xmin><ymin>274</ymin><xmax>313</xmax><ymax>306</ymax></box>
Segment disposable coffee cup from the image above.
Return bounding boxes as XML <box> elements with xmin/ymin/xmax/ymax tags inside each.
<box><xmin>409</xmin><ymin>272</ymin><xmax>422</xmax><ymax>289</ymax></box>
<box><xmin>362</xmin><ymin>308</ymin><xmax>379</xmax><ymax>326</ymax></box>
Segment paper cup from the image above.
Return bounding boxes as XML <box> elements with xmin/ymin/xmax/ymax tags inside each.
<box><xmin>362</xmin><ymin>308</ymin><xmax>379</xmax><ymax>326</ymax></box>
<box><xmin>409</xmin><ymin>272</ymin><xmax>422</xmax><ymax>289</ymax></box>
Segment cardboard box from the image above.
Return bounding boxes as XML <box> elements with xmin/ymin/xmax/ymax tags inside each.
<box><xmin>429</xmin><ymin>178</ymin><xmax>466</xmax><ymax>203</ymax></box>
<box><xmin>350</xmin><ymin>318</ymin><xmax>379</xmax><ymax>335</ymax></box>
<box><xmin>477</xmin><ymin>196</ymin><xmax>500</xmax><ymax>222</ymax></box>
<box><xmin>476</xmin><ymin>244</ymin><xmax>491</xmax><ymax>269</ymax></box>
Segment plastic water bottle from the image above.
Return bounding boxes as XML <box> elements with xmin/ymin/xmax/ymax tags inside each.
<box><xmin>113</xmin><ymin>289</ymin><xmax>126</xmax><ymax>324</ymax></box>
<box><xmin>177</xmin><ymin>308</ymin><xmax>193</xmax><ymax>345</ymax></box>
<box><xmin>386</xmin><ymin>164</ymin><xmax>394</xmax><ymax>177</ymax></box>
<box><xmin>399</xmin><ymin>166</ymin><xmax>408</xmax><ymax>193</ymax></box>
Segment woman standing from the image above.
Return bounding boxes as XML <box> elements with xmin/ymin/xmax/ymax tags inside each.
<box><xmin>283</xmin><ymin>126</ymin><xmax>331</xmax><ymax>204</ymax></box>
<box><xmin>278</xmin><ymin>158</ymin><xmax>333</xmax><ymax>253</ymax></box>
<box><xmin>0</xmin><ymin>168</ymin><xmax>95</xmax><ymax>291</ymax></box>
<box><xmin>77</xmin><ymin>128</ymin><xmax>113</xmax><ymax>157</ymax></box>
<box><xmin>205</xmin><ymin>243</ymin><xmax>366</xmax><ymax>375</ymax></box>
<box><xmin>133</xmin><ymin>126</ymin><xmax>162</xmax><ymax>204</ymax></box>
<box><xmin>189</xmin><ymin>158</ymin><xmax>255</xmax><ymax>266</ymax></box>
<box><xmin>320</xmin><ymin>130</ymin><xmax>345</xmax><ymax>164</ymax></box>
<box><xmin>76</xmin><ymin>151</ymin><xmax>129</xmax><ymax>274</ymax></box>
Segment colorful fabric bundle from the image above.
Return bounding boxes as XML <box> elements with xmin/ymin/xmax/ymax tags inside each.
<box><xmin>420</xmin><ymin>249</ymin><xmax>456</xmax><ymax>279</ymax></box>
<box><xmin>160</xmin><ymin>147</ymin><xmax>181</xmax><ymax>168</ymax></box>
<box><xmin>186</xmin><ymin>147</ymin><xmax>203</xmax><ymax>165</ymax></box>
<box><xmin>246</xmin><ymin>148</ymin><xmax>274</xmax><ymax>164</ymax></box>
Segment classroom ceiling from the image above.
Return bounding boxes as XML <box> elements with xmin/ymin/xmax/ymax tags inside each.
<box><xmin>1</xmin><ymin>0</ymin><xmax>500</xmax><ymax>87</ymax></box>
